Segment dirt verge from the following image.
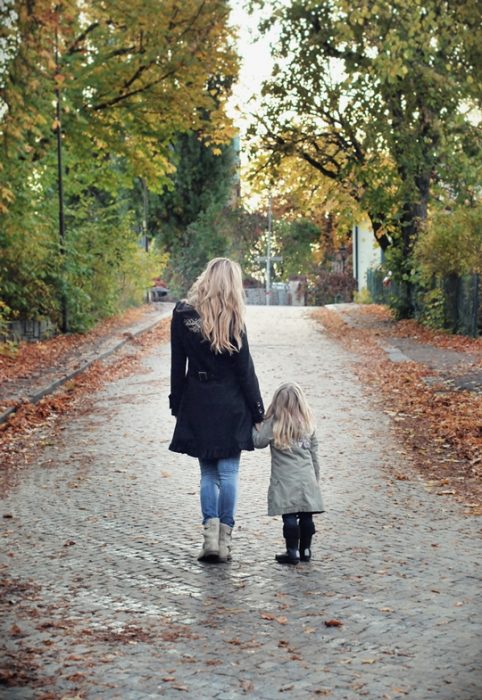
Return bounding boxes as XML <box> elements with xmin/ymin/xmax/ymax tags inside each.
<box><xmin>313</xmin><ymin>306</ymin><xmax>482</xmax><ymax>513</ymax></box>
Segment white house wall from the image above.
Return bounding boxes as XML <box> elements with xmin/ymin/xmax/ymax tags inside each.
<box><xmin>352</xmin><ymin>220</ymin><xmax>382</xmax><ymax>290</ymax></box>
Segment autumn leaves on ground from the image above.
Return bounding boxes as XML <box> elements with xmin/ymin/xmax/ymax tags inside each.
<box><xmin>0</xmin><ymin>307</ymin><xmax>170</xmax><ymax>490</ymax></box>
<box><xmin>313</xmin><ymin>306</ymin><xmax>482</xmax><ymax>513</ymax></box>
<box><xmin>0</xmin><ymin>304</ymin><xmax>481</xmax><ymax>511</ymax></box>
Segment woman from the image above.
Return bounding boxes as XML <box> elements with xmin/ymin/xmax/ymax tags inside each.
<box><xmin>169</xmin><ymin>258</ymin><xmax>264</xmax><ymax>563</ymax></box>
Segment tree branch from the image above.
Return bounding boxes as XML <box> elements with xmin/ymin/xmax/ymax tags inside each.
<box><xmin>67</xmin><ymin>22</ymin><xmax>100</xmax><ymax>54</ymax></box>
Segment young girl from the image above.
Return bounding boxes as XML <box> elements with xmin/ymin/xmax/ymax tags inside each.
<box><xmin>252</xmin><ymin>382</ymin><xmax>324</xmax><ymax>565</ymax></box>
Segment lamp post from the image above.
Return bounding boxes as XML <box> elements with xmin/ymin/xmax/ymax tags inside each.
<box><xmin>339</xmin><ymin>244</ymin><xmax>347</xmax><ymax>274</ymax></box>
<box><xmin>266</xmin><ymin>194</ymin><xmax>272</xmax><ymax>305</ymax></box>
<box><xmin>55</xmin><ymin>14</ymin><xmax>67</xmax><ymax>332</ymax></box>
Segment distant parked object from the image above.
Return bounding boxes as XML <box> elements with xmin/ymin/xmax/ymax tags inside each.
<box><xmin>150</xmin><ymin>278</ymin><xmax>169</xmax><ymax>301</ymax></box>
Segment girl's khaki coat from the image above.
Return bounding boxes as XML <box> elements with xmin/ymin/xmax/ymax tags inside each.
<box><xmin>253</xmin><ymin>418</ymin><xmax>325</xmax><ymax>516</ymax></box>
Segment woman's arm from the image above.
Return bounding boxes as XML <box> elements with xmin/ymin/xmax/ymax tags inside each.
<box><xmin>233</xmin><ymin>331</ymin><xmax>264</xmax><ymax>423</ymax></box>
<box><xmin>169</xmin><ymin>308</ymin><xmax>187</xmax><ymax>417</ymax></box>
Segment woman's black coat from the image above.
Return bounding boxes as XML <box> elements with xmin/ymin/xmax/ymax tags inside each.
<box><xmin>169</xmin><ymin>302</ymin><xmax>264</xmax><ymax>459</ymax></box>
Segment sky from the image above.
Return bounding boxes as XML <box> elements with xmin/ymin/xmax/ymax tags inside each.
<box><xmin>227</xmin><ymin>4</ymin><xmax>275</xmax><ymax>140</ymax></box>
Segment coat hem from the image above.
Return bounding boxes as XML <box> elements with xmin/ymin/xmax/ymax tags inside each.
<box><xmin>169</xmin><ymin>440</ymin><xmax>254</xmax><ymax>460</ymax></box>
<box><xmin>268</xmin><ymin>509</ymin><xmax>325</xmax><ymax>516</ymax></box>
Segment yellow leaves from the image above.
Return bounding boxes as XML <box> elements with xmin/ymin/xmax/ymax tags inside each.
<box><xmin>0</xmin><ymin>186</ymin><xmax>15</xmax><ymax>204</ymax></box>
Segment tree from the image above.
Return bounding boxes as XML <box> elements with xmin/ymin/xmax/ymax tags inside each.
<box><xmin>250</xmin><ymin>0</ymin><xmax>482</xmax><ymax>316</ymax></box>
<box><xmin>0</xmin><ymin>0</ymin><xmax>238</xmax><ymax>328</ymax></box>
<box><xmin>1</xmin><ymin>0</ymin><xmax>238</xmax><ymax>198</ymax></box>
<box><xmin>249</xmin><ymin>152</ymin><xmax>362</xmax><ymax>261</ymax></box>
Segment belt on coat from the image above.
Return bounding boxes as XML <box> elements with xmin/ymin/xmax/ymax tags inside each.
<box><xmin>188</xmin><ymin>370</ymin><xmax>219</xmax><ymax>382</ymax></box>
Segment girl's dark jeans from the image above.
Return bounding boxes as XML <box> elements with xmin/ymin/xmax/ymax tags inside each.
<box><xmin>282</xmin><ymin>512</ymin><xmax>314</xmax><ymax>528</ymax></box>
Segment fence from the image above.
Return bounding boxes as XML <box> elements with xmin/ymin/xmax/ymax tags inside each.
<box><xmin>2</xmin><ymin>317</ymin><xmax>56</xmax><ymax>342</ymax></box>
<box><xmin>245</xmin><ymin>282</ymin><xmax>305</xmax><ymax>306</ymax></box>
<box><xmin>366</xmin><ymin>269</ymin><xmax>481</xmax><ymax>337</ymax></box>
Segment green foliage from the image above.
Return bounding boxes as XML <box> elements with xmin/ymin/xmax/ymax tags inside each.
<box><xmin>353</xmin><ymin>288</ymin><xmax>373</xmax><ymax>304</ymax></box>
<box><xmin>274</xmin><ymin>219</ymin><xmax>323</xmax><ymax>278</ymax></box>
<box><xmin>60</xmin><ymin>191</ymin><xmax>164</xmax><ymax>331</ymax></box>
<box><xmin>251</xmin><ymin>0</ymin><xmax>482</xmax><ymax>316</ymax></box>
<box><xmin>153</xmin><ymin>133</ymin><xmax>238</xmax><ymax>238</ymax></box>
<box><xmin>415</xmin><ymin>206</ymin><xmax>482</xmax><ymax>278</ymax></box>
<box><xmin>166</xmin><ymin>204</ymin><xmax>231</xmax><ymax>297</ymax></box>
<box><xmin>415</xmin><ymin>286</ymin><xmax>446</xmax><ymax>330</ymax></box>
<box><xmin>0</xmin><ymin>0</ymin><xmax>238</xmax><ymax>332</ymax></box>
<box><xmin>145</xmin><ymin>133</ymin><xmax>259</xmax><ymax>296</ymax></box>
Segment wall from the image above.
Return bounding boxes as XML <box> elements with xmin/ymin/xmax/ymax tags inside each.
<box><xmin>352</xmin><ymin>218</ymin><xmax>382</xmax><ymax>290</ymax></box>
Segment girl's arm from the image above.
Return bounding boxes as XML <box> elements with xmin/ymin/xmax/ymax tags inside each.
<box><xmin>252</xmin><ymin>418</ymin><xmax>273</xmax><ymax>449</ymax></box>
<box><xmin>310</xmin><ymin>432</ymin><xmax>320</xmax><ymax>481</ymax></box>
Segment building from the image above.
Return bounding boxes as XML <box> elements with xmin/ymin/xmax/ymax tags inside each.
<box><xmin>352</xmin><ymin>217</ymin><xmax>383</xmax><ymax>291</ymax></box>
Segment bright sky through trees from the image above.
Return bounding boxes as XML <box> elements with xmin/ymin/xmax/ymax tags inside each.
<box><xmin>228</xmin><ymin>4</ymin><xmax>274</xmax><ymax>143</ymax></box>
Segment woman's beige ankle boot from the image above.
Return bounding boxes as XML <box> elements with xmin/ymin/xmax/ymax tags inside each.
<box><xmin>218</xmin><ymin>523</ymin><xmax>233</xmax><ymax>562</ymax></box>
<box><xmin>198</xmin><ymin>518</ymin><xmax>220</xmax><ymax>562</ymax></box>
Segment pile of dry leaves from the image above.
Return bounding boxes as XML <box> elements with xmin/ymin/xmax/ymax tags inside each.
<box><xmin>313</xmin><ymin>306</ymin><xmax>482</xmax><ymax>513</ymax></box>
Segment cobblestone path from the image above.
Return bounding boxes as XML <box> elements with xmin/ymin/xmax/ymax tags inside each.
<box><xmin>1</xmin><ymin>307</ymin><xmax>481</xmax><ymax>700</ymax></box>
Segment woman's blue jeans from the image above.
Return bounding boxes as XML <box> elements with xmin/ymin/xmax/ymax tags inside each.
<box><xmin>199</xmin><ymin>454</ymin><xmax>240</xmax><ymax>528</ymax></box>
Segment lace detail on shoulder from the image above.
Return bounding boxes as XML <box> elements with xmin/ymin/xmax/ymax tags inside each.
<box><xmin>184</xmin><ymin>316</ymin><xmax>202</xmax><ymax>334</ymax></box>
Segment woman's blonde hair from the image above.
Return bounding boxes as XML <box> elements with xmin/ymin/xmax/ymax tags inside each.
<box><xmin>266</xmin><ymin>382</ymin><xmax>314</xmax><ymax>450</ymax></box>
<box><xmin>186</xmin><ymin>257</ymin><xmax>246</xmax><ymax>354</ymax></box>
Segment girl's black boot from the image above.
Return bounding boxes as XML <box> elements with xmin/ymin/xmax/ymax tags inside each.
<box><xmin>299</xmin><ymin>520</ymin><xmax>316</xmax><ymax>562</ymax></box>
<box><xmin>275</xmin><ymin>524</ymin><xmax>300</xmax><ymax>565</ymax></box>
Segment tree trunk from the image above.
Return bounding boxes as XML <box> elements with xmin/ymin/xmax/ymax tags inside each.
<box><xmin>397</xmin><ymin>173</ymin><xmax>430</xmax><ymax>318</ymax></box>
<box><xmin>370</xmin><ymin>219</ymin><xmax>390</xmax><ymax>251</ymax></box>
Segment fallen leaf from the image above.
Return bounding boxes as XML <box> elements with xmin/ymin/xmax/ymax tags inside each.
<box><xmin>324</xmin><ymin>619</ymin><xmax>343</xmax><ymax>627</ymax></box>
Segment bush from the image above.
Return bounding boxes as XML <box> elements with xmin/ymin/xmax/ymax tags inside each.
<box><xmin>415</xmin><ymin>205</ymin><xmax>482</xmax><ymax>277</ymax></box>
<box><xmin>353</xmin><ymin>288</ymin><xmax>373</xmax><ymax>304</ymax></box>
<box><xmin>306</xmin><ymin>269</ymin><xmax>356</xmax><ymax>306</ymax></box>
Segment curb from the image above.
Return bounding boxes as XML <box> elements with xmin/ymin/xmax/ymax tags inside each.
<box><xmin>0</xmin><ymin>305</ymin><xmax>173</xmax><ymax>427</ymax></box>
<box><xmin>324</xmin><ymin>304</ymin><xmax>412</xmax><ymax>362</ymax></box>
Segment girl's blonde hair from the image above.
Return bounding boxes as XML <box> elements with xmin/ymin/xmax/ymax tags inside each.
<box><xmin>266</xmin><ymin>382</ymin><xmax>314</xmax><ymax>450</ymax></box>
<box><xmin>186</xmin><ymin>257</ymin><xmax>246</xmax><ymax>354</ymax></box>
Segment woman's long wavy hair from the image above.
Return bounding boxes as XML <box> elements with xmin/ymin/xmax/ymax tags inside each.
<box><xmin>186</xmin><ymin>258</ymin><xmax>246</xmax><ymax>354</ymax></box>
<box><xmin>266</xmin><ymin>382</ymin><xmax>314</xmax><ymax>450</ymax></box>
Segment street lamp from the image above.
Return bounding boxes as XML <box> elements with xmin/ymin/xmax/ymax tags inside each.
<box><xmin>339</xmin><ymin>245</ymin><xmax>347</xmax><ymax>273</ymax></box>
<box><xmin>55</xmin><ymin>16</ymin><xmax>67</xmax><ymax>332</ymax></box>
